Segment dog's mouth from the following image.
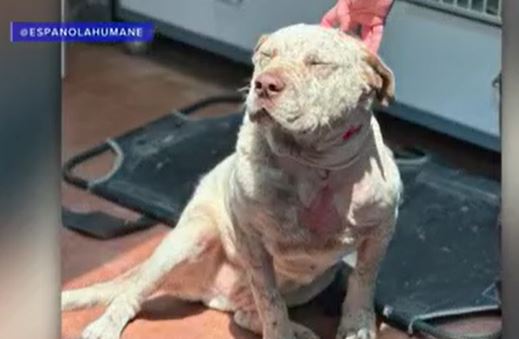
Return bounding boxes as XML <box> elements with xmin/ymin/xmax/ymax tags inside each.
<box><xmin>249</xmin><ymin>108</ymin><xmax>274</xmax><ymax>124</ymax></box>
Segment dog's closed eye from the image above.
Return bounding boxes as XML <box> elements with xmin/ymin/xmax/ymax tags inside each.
<box><xmin>260</xmin><ymin>51</ymin><xmax>274</xmax><ymax>59</ymax></box>
<box><xmin>304</xmin><ymin>55</ymin><xmax>334</xmax><ymax>67</ymax></box>
<box><xmin>256</xmin><ymin>50</ymin><xmax>276</xmax><ymax>67</ymax></box>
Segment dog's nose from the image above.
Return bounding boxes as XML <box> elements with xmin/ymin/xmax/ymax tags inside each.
<box><xmin>254</xmin><ymin>73</ymin><xmax>285</xmax><ymax>98</ymax></box>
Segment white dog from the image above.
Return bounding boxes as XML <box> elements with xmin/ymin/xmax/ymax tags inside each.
<box><xmin>62</xmin><ymin>24</ymin><xmax>402</xmax><ymax>339</ymax></box>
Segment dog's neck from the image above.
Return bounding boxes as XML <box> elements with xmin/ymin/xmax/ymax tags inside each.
<box><xmin>262</xmin><ymin>111</ymin><xmax>376</xmax><ymax>172</ymax></box>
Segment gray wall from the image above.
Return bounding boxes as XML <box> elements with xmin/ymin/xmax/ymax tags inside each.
<box><xmin>379</xmin><ymin>1</ymin><xmax>501</xmax><ymax>150</ymax></box>
<box><xmin>119</xmin><ymin>0</ymin><xmax>501</xmax><ymax>150</ymax></box>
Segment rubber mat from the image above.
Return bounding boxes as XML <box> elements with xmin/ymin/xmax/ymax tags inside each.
<box><xmin>63</xmin><ymin>97</ymin><xmax>244</xmax><ymax>225</ymax></box>
<box><xmin>375</xmin><ymin>160</ymin><xmax>500</xmax><ymax>337</ymax></box>
<box><xmin>62</xmin><ymin>96</ymin><xmax>501</xmax><ymax>338</ymax></box>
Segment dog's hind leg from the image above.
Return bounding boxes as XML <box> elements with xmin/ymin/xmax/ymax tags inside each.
<box><xmin>68</xmin><ymin>206</ymin><xmax>220</xmax><ymax>339</ymax></box>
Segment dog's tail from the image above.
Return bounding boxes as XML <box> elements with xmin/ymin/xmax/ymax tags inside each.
<box><xmin>61</xmin><ymin>265</ymin><xmax>141</xmax><ymax>311</ymax></box>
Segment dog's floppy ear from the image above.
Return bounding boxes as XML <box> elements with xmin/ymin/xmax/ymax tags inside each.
<box><xmin>254</xmin><ymin>34</ymin><xmax>269</xmax><ymax>53</ymax></box>
<box><xmin>363</xmin><ymin>50</ymin><xmax>395</xmax><ymax>107</ymax></box>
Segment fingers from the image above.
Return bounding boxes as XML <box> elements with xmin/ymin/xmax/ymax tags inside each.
<box><xmin>361</xmin><ymin>24</ymin><xmax>384</xmax><ymax>53</ymax></box>
<box><xmin>321</xmin><ymin>0</ymin><xmax>353</xmax><ymax>32</ymax></box>
<box><xmin>336</xmin><ymin>0</ymin><xmax>352</xmax><ymax>32</ymax></box>
<box><xmin>321</xmin><ymin>4</ymin><xmax>339</xmax><ymax>28</ymax></box>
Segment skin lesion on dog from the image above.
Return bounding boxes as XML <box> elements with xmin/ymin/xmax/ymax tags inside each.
<box><xmin>61</xmin><ymin>24</ymin><xmax>402</xmax><ymax>339</ymax></box>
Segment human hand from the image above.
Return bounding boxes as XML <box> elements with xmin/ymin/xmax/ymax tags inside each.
<box><xmin>321</xmin><ymin>0</ymin><xmax>394</xmax><ymax>53</ymax></box>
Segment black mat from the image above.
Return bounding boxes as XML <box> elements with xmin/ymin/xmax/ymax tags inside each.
<box><xmin>376</xmin><ymin>160</ymin><xmax>500</xmax><ymax>337</ymax></box>
<box><xmin>62</xmin><ymin>96</ymin><xmax>501</xmax><ymax>338</ymax></box>
<box><xmin>62</xmin><ymin>96</ymin><xmax>243</xmax><ymax>236</ymax></box>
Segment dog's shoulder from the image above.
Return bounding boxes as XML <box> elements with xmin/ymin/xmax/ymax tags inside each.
<box><xmin>344</xmin><ymin>131</ymin><xmax>402</xmax><ymax>228</ymax></box>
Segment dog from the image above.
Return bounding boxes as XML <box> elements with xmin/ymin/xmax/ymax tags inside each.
<box><xmin>62</xmin><ymin>24</ymin><xmax>402</xmax><ymax>339</ymax></box>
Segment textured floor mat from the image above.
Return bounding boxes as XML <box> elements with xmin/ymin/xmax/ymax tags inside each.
<box><xmin>375</xmin><ymin>160</ymin><xmax>500</xmax><ymax>336</ymax></box>
<box><xmin>63</xmin><ymin>96</ymin><xmax>244</xmax><ymax>225</ymax></box>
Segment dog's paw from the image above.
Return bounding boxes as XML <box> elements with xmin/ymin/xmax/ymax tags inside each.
<box><xmin>336</xmin><ymin>328</ymin><xmax>375</xmax><ymax>339</ymax></box>
<box><xmin>61</xmin><ymin>290</ymin><xmax>72</xmax><ymax>311</ymax></box>
<box><xmin>61</xmin><ymin>289</ymin><xmax>84</xmax><ymax>311</ymax></box>
<box><xmin>80</xmin><ymin>317</ymin><xmax>123</xmax><ymax>339</ymax></box>
<box><xmin>336</xmin><ymin>309</ymin><xmax>376</xmax><ymax>339</ymax></box>
<box><xmin>292</xmin><ymin>322</ymin><xmax>320</xmax><ymax>339</ymax></box>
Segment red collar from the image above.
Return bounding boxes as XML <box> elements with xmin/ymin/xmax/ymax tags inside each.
<box><xmin>342</xmin><ymin>124</ymin><xmax>363</xmax><ymax>141</ymax></box>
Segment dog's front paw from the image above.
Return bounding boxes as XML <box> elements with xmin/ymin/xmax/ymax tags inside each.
<box><xmin>80</xmin><ymin>317</ymin><xmax>124</xmax><ymax>339</ymax></box>
<box><xmin>336</xmin><ymin>309</ymin><xmax>376</xmax><ymax>339</ymax></box>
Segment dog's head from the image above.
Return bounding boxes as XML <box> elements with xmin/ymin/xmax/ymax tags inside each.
<box><xmin>246</xmin><ymin>24</ymin><xmax>394</xmax><ymax>145</ymax></box>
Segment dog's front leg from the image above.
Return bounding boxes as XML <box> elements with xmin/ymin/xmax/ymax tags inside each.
<box><xmin>235</xmin><ymin>226</ymin><xmax>319</xmax><ymax>339</ymax></box>
<box><xmin>336</xmin><ymin>222</ymin><xmax>395</xmax><ymax>339</ymax></box>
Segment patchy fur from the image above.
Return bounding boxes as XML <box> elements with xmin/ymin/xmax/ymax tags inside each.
<box><xmin>61</xmin><ymin>24</ymin><xmax>402</xmax><ymax>339</ymax></box>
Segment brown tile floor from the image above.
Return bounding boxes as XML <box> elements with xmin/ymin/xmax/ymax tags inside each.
<box><xmin>61</xmin><ymin>38</ymin><xmax>501</xmax><ymax>339</ymax></box>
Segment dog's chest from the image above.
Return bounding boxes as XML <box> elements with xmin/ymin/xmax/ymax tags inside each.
<box><xmin>259</xmin><ymin>156</ymin><xmax>391</xmax><ymax>242</ymax></box>
<box><xmin>295</xmin><ymin>169</ymin><xmax>343</xmax><ymax>235</ymax></box>
<box><xmin>264</xmin><ymin>160</ymin><xmax>361</xmax><ymax>240</ymax></box>
<box><xmin>259</xmin><ymin>167</ymin><xmax>357</xmax><ymax>282</ymax></box>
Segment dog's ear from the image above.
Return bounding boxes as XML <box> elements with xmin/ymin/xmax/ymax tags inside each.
<box><xmin>254</xmin><ymin>34</ymin><xmax>269</xmax><ymax>53</ymax></box>
<box><xmin>363</xmin><ymin>50</ymin><xmax>395</xmax><ymax>107</ymax></box>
